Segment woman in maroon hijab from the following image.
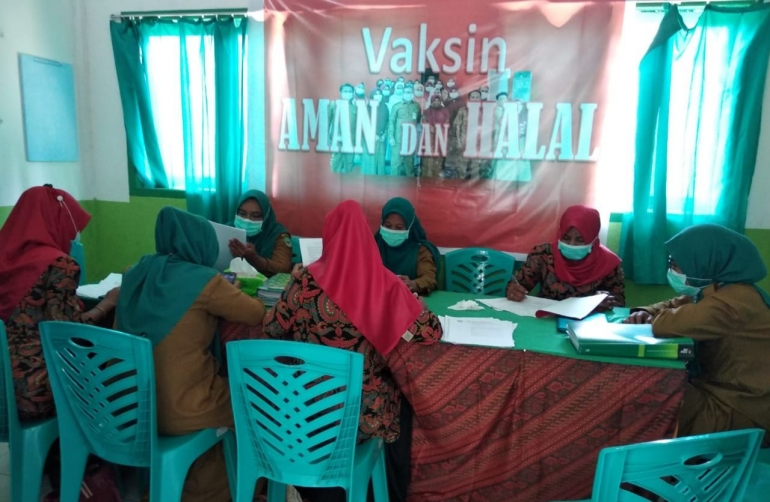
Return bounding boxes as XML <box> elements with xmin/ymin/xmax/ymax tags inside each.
<box><xmin>506</xmin><ymin>205</ymin><xmax>625</xmax><ymax>308</ymax></box>
<box><xmin>0</xmin><ymin>186</ymin><xmax>118</xmax><ymax>421</ymax></box>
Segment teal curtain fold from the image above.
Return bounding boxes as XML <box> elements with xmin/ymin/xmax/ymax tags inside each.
<box><xmin>621</xmin><ymin>4</ymin><xmax>770</xmax><ymax>284</ymax></box>
<box><xmin>110</xmin><ymin>16</ymin><xmax>248</xmax><ymax>223</ymax></box>
<box><xmin>110</xmin><ymin>20</ymin><xmax>169</xmax><ymax>188</ymax></box>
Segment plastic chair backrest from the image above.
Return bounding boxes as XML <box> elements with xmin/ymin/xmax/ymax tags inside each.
<box><xmin>444</xmin><ymin>248</ymin><xmax>515</xmax><ymax>296</ymax></box>
<box><xmin>0</xmin><ymin>322</ymin><xmax>20</xmax><ymax>442</ymax></box>
<box><xmin>227</xmin><ymin>340</ymin><xmax>364</xmax><ymax>489</ymax></box>
<box><xmin>291</xmin><ymin>235</ymin><xmax>302</xmax><ymax>265</ymax></box>
<box><xmin>591</xmin><ymin>428</ymin><xmax>764</xmax><ymax>502</ymax></box>
<box><xmin>39</xmin><ymin>321</ymin><xmax>158</xmax><ymax>467</ymax></box>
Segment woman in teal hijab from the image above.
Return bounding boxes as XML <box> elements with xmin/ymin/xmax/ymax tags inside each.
<box><xmin>118</xmin><ymin>207</ymin><xmax>266</xmax><ymax>502</ymax></box>
<box><xmin>228</xmin><ymin>190</ymin><xmax>292</xmax><ymax>277</ymax></box>
<box><xmin>375</xmin><ymin>197</ymin><xmax>441</xmax><ymax>295</ymax></box>
<box><xmin>624</xmin><ymin>224</ymin><xmax>770</xmax><ymax>445</ymax></box>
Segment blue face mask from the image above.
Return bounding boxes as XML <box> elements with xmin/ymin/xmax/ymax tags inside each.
<box><xmin>558</xmin><ymin>240</ymin><xmax>593</xmax><ymax>261</ymax></box>
<box><xmin>380</xmin><ymin>226</ymin><xmax>409</xmax><ymax>247</ymax></box>
<box><xmin>667</xmin><ymin>269</ymin><xmax>708</xmax><ymax>297</ymax></box>
<box><xmin>234</xmin><ymin>215</ymin><xmax>263</xmax><ymax>237</ymax></box>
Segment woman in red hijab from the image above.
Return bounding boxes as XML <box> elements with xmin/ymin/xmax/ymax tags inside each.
<box><xmin>263</xmin><ymin>200</ymin><xmax>443</xmax><ymax>502</ymax></box>
<box><xmin>0</xmin><ymin>186</ymin><xmax>119</xmax><ymax>421</ymax></box>
<box><xmin>506</xmin><ymin>205</ymin><xmax>625</xmax><ymax>307</ymax></box>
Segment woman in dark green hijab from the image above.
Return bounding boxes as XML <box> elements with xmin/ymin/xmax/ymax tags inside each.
<box><xmin>625</xmin><ymin>224</ymin><xmax>770</xmax><ymax>445</ymax></box>
<box><xmin>228</xmin><ymin>190</ymin><xmax>292</xmax><ymax>277</ymax></box>
<box><xmin>118</xmin><ymin>207</ymin><xmax>265</xmax><ymax>502</ymax></box>
<box><xmin>375</xmin><ymin>197</ymin><xmax>441</xmax><ymax>295</ymax></box>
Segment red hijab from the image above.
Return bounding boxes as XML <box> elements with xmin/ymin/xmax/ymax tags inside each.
<box><xmin>308</xmin><ymin>200</ymin><xmax>422</xmax><ymax>355</ymax></box>
<box><xmin>551</xmin><ymin>205</ymin><xmax>621</xmax><ymax>287</ymax></box>
<box><xmin>0</xmin><ymin>186</ymin><xmax>90</xmax><ymax>321</ymax></box>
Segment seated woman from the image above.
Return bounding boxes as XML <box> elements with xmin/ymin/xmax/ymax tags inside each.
<box><xmin>264</xmin><ymin>200</ymin><xmax>443</xmax><ymax>502</ymax></box>
<box><xmin>506</xmin><ymin>205</ymin><xmax>625</xmax><ymax>308</ymax></box>
<box><xmin>0</xmin><ymin>185</ymin><xmax>118</xmax><ymax>422</ymax></box>
<box><xmin>228</xmin><ymin>189</ymin><xmax>292</xmax><ymax>277</ymax></box>
<box><xmin>375</xmin><ymin>197</ymin><xmax>441</xmax><ymax>296</ymax></box>
<box><xmin>623</xmin><ymin>224</ymin><xmax>770</xmax><ymax>445</ymax></box>
<box><xmin>117</xmin><ymin>207</ymin><xmax>266</xmax><ymax>502</ymax></box>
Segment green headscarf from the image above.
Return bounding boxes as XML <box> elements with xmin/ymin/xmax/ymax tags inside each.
<box><xmin>666</xmin><ymin>224</ymin><xmax>770</xmax><ymax>307</ymax></box>
<box><xmin>374</xmin><ymin>197</ymin><xmax>441</xmax><ymax>279</ymax></box>
<box><xmin>235</xmin><ymin>190</ymin><xmax>289</xmax><ymax>258</ymax></box>
<box><xmin>117</xmin><ymin>207</ymin><xmax>219</xmax><ymax>347</ymax></box>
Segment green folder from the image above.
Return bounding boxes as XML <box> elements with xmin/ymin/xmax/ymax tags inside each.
<box><xmin>566</xmin><ymin>321</ymin><xmax>695</xmax><ymax>361</ymax></box>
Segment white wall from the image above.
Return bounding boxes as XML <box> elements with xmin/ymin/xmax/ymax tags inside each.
<box><xmin>0</xmin><ymin>0</ymin><xmax>88</xmax><ymax>206</ymax></box>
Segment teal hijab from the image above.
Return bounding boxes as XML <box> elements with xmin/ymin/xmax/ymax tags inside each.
<box><xmin>117</xmin><ymin>207</ymin><xmax>219</xmax><ymax>346</ymax></box>
<box><xmin>666</xmin><ymin>224</ymin><xmax>770</xmax><ymax>307</ymax></box>
<box><xmin>236</xmin><ymin>190</ymin><xmax>289</xmax><ymax>257</ymax></box>
<box><xmin>374</xmin><ymin>197</ymin><xmax>441</xmax><ymax>279</ymax></box>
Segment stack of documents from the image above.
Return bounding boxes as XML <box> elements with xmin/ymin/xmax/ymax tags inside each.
<box><xmin>566</xmin><ymin>321</ymin><xmax>695</xmax><ymax>360</ymax></box>
<box><xmin>438</xmin><ymin>316</ymin><xmax>516</xmax><ymax>348</ymax></box>
<box><xmin>76</xmin><ymin>273</ymin><xmax>122</xmax><ymax>299</ymax></box>
<box><xmin>479</xmin><ymin>293</ymin><xmax>607</xmax><ymax>320</ymax></box>
<box><xmin>257</xmin><ymin>273</ymin><xmax>291</xmax><ymax>309</ymax></box>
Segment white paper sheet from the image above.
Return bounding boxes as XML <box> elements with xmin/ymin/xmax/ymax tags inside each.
<box><xmin>535</xmin><ymin>294</ymin><xmax>607</xmax><ymax>320</ymax></box>
<box><xmin>299</xmin><ymin>238</ymin><xmax>324</xmax><ymax>266</ymax></box>
<box><xmin>479</xmin><ymin>296</ymin><xmax>559</xmax><ymax>318</ymax></box>
<box><xmin>209</xmin><ymin>221</ymin><xmax>247</xmax><ymax>272</ymax></box>
<box><xmin>76</xmin><ymin>273</ymin><xmax>122</xmax><ymax>299</ymax></box>
<box><xmin>439</xmin><ymin>316</ymin><xmax>516</xmax><ymax>348</ymax></box>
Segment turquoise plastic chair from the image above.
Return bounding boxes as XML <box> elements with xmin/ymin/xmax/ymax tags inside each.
<box><xmin>0</xmin><ymin>323</ymin><xmax>59</xmax><ymax>502</ymax></box>
<box><xmin>226</xmin><ymin>340</ymin><xmax>389</xmax><ymax>502</ymax></box>
<box><xmin>444</xmin><ymin>248</ymin><xmax>515</xmax><ymax>296</ymax></box>
<box><xmin>39</xmin><ymin>321</ymin><xmax>235</xmax><ymax>502</ymax></box>
<box><xmin>744</xmin><ymin>447</ymin><xmax>770</xmax><ymax>501</ymax></box>
<box><xmin>556</xmin><ymin>429</ymin><xmax>764</xmax><ymax>502</ymax></box>
<box><xmin>291</xmin><ymin>235</ymin><xmax>302</xmax><ymax>265</ymax></box>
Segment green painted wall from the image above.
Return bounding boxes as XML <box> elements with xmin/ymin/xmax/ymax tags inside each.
<box><xmin>3</xmin><ymin>198</ymin><xmax>770</xmax><ymax>307</ymax></box>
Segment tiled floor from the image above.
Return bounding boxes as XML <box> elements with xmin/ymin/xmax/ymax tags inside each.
<box><xmin>0</xmin><ymin>442</ymin><xmax>142</xmax><ymax>502</ymax></box>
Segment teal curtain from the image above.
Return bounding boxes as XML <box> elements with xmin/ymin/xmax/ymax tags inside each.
<box><xmin>620</xmin><ymin>4</ymin><xmax>770</xmax><ymax>284</ymax></box>
<box><xmin>110</xmin><ymin>16</ymin><xmax>248</xmax><ymax>223</ymax></box>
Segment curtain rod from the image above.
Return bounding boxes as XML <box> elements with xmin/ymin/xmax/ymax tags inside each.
<box><xmin>111</xmin><ymin>8</ymin><xmax>248</xmax><ymax>21</ymax></box>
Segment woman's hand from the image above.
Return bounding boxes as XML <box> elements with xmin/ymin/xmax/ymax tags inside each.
<box><xmin>506</xmin><ymin>281</ymin><xmax>528</xmax><ymax>302</ymax></box>
<box><xmin>102</xmin><ymin>287</ymin><xmax>120</xmax><ymax>309</ymax></box>
<box><xmin>229</xmin><ymin>239</ymin><xmax>259</xmax><ymax>263</ymax></box>
<box><xmin>398</xmin><ymin>275</ymin><xmax>418</xmax><ymax>293</ymax></box>
<box><xmin>596</xmin><ymin>290</ymin><xmax>619</xmax><ymax>311</ymax></box>
<box><xmin>623</xmin><ymin>311</ymin><xmax>654</xmax><ymax>324</ymax></box>
<box><xmin>291</xmin><ymin>263</ymin><xmax>304</xmax><ymax>278</ymax></box>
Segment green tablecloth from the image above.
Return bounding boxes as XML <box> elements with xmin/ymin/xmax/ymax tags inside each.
<box><xmin>425</xmin><ymin>291</ymin><xmax>685</xmax><ymax>369</ymax></box>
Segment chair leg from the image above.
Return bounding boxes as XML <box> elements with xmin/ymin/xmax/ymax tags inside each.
<box><xmin>371</xmin><ymin>448</ymin><xmax>390</xmax><ymax>502</ymax></box>
<box><xmin>223</xmin><ymin>433</ymin><xmax>238</xmax><ymax>499</ymax></box>
<box><xmin>150</xmin><ymin>455</ymin><xmax>187</xmax><ymax>502</ymax></box>
<box><xmin>58</xmin><ymin>445</ymin><xmax>89</xmax><ymax>502</ymax></box>
<box><xmin>234</xmin><ymin>470</ymin><xmax>259</xmax><ymax>502</ymax></box>
<box><xmin>9</xmin><ymin>440</ymin><xmax>45</xmax><ymax>502</ymax></box>
<box><xmin>266</xmin><ymin>481</ymin><xmax>288</xmax><ymax>502</ymax></box>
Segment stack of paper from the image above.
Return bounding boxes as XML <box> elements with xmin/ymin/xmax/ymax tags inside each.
<box><xmin>299</xmin><ymin>238</ymin><xmax>323</xmax><ymax>266</ymax></box>
<box><xmin>209</xmin><ymin>220</ymin><xmax>247</xmax><ymax>272</ymax></box>
<box><xmin>257</xmin><ymin>273</ymin><xmax>292</xmax><ymax>308</ymax></box>
<box><xmin>438</xmin><ymin>316</ymin><xmax>516</xmax><ymax>348</ymax></box>
<box><xmin>76</xmin><ymin>273</ymin><xmax>122</xmax><ymax>299</ymax></box>
<box><xmin>479</xmin><ymin>293</ymin><xmax>607</xmax><ymax>320</ymax></box>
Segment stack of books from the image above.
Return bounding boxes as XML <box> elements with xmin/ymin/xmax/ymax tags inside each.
<box><xmin>566</xmin><ymin>320</ymin><xmax>695</xmax><ymax>361</ymax></box>
<box><xmin>257</xmin><ymin>273</ymin><xmax>291</xmax><ymax>309</ymax></box>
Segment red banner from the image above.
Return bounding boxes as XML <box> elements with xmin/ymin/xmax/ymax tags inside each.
<box><xmin>265</xmin><ymin>0</ymin><xmax>624</xmax><ymax>252</ymax></box>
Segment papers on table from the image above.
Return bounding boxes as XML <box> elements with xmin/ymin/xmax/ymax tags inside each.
<box><xmin>479</xmin><ymin>294</ymin><xmax>607</xmax><ymax>320</ymax></box>
<box><xmin>438</xmin><ymin>316</ymin><xmax>516</xmax><ymax>348</ymax></box>
<box><xmin>479</xmin><ymin>296</ymin><xmax>559</xmax><ymax>318</ymax></box>
<box><xmin>299</xmin><ymin>238</ymin><xmax>323</xmax><ymax>266</ymax></box>
<box><xmin>210</xmin><ymin>221</ymin><xmax>247</xmax><ymax>272</ymax></box>
<box><xmin>76</xmin><ymin>273</ymin><xmax>122</xmax><ymax>299</ymax></box>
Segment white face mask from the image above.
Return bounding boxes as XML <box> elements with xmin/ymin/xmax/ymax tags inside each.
<box><xmin>341</xmin><ymin>90</ymin><xmax>354</xmax><ymax>100</ymax></box>
<box><xmin>449</xmin><ymin>91</ymin><xmax>459</xmax><ymax>99</ymax></box>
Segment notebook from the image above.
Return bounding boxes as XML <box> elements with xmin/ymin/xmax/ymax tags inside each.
<box><xmin>566</xmin><ymin>321</ymin><xmax>695</xmax><ymax>360</ymax></box>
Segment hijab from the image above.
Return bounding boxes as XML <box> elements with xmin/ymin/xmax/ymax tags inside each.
<box><xmin>551</xmin><ymin>205</ymin><xmax>621</xmax><ymax>287</ymax></box>
<box><xmin>0</xmin><ymin>186</ymin><xmax>90</xmax><ymax>321</ymax></box>
<box><xmin>117</xmin><ymin>207</ymin><xmax>219</xmax><ymax>346</ymax></box>
<box><xmin>666</xmin><ymin>224</ymin><xmax>770</xmax><ymax>307</ymax></box>
<box><xmin>236</xmin><ymin>190</ymin><xmax>289</xmax><ymax>258</ymax></box>
<box><xmin>374</xmin><ymin>197</ymin><xmax>442</xmax><ymax>280</ymax></box>
<box><xmin>308</xmin><ymin>200</ymin><xmax>422</xmax><ymax>356</ymax></box>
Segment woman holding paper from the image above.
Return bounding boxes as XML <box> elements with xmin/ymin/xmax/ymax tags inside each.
<box><xmin>0</xmin><ymin>186</ymin><xmax>119</xmax><ymax>422</ymax></box>
<box><xmin>506</xmin><ymin>205</ymin><xmax>625</xmax><ymax>308</ymax></box>
<box><xmin>118</xmin><ymin>207</ymin><xmax>266</xmax><ymax>502</ymax></box>
<box><xmin>228</xmin><ymin>189</ymin><xmax>293</xmax><ymax>276</ymax></box>
<box><xmin>264</xmin><ymin>200</ymin><xmax>443</xmax><ymax>502</ymax></box>
<box><xmin>624</xmin><ymin>224</ymin><xmax>770</xmax><ymax>445</ymax></box>
<box><xmin>375</xmin><ymin>197</ymin><xmax>442</xmax><ymax>295</ymax></box>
